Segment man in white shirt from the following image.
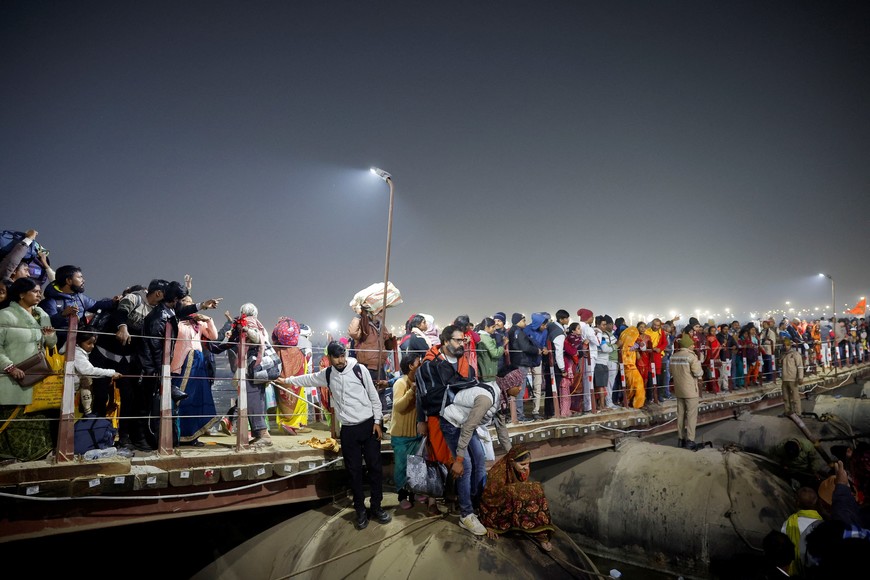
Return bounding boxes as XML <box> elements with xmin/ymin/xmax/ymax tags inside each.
<box><xmin>281</xmin><ymin>341</ymin><xmax>391</xmax><ymax>530</ymax></box>
<box><xmin>577</xmin><ymin>308</ymin><xmax>599</xmax><ymax>413</ymax></box>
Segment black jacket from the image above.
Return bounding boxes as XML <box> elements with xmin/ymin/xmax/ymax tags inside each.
<box><xmin>508</xmin><ymin>325</ymin><xmax>540</xmax><ymax>368</ymax></box>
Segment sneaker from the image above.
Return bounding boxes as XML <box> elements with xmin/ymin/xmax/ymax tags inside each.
<box><xmin>355</xmin><ymin>511</ymin><xmax>369</xmax><ymax>530</ymax></box>
<box><xmin>370</xmin><ymin>507</ymin><xmax>392</xmax><ymax>524</ymax></box>
<box><xmin>458</xmin><ymin>513</ymin><xmax>487</xmax><ymax>536</ymax></box>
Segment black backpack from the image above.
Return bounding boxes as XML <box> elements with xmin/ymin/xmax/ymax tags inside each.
<box><xmin>325</xmin><ymin>363</ymin><xmax>365</xmax><ymax>388</ymax></box>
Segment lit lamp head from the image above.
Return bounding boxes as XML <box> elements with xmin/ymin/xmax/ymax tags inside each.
<box><xmin>370</xmin><ymin>167</ymin><xmax>392</xmax><ymax>181</ymax></box>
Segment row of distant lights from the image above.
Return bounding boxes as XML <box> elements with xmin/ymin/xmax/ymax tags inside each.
<box><xmin>312</xmin><ymin>269</ymin><xmax>860</xmax><ymax>335</ymax></box>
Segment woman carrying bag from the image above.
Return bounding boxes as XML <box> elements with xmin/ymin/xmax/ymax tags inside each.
<box><xmin>0</xmin><ymin>277</ymin><xmax>58</xmax><ymax>461</ymax></box>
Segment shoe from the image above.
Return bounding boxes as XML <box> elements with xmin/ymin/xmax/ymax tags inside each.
<box><xmin>219</xmin><ymin>417</ymin><xmax>234</xmax><ymax>435</ymax></box>
<box><xmin>678</xmin><ymin>438</ymin><xmax>686</xmax><ymax>448</ymax></box>
<box><xmin>296</xmin><ymin>426</ymin><xmax>312</xmax><ymax>433</ymax></box>
<box><xmin>355</xmin><ymin>511</ymin><xmax>369</xmax><ymax>530</ymax></box>
<box><xmin>131</xmin><ymin>438</ymin><xmax>155</xmax><ymax>451</ymax></box>
<box><xmin>171</xmin><ymin>387</ymin><xmax>189</xmax><ymax>402</ymax></box>
<box><xmin>116</xmin><ymin>435</ymin><xmax>135</xmax><ymax>451</ymax></box>
<box><xmin>427</xmin><ymin>502</ymin><xmax>441</xmax><ymax>516</ymax></box>
<box><xmin>685</xmin><ymin>441</ymin><xmax>699</xmax><ymax>451</ymax></box>
<box><xmin>520</xmin><ymin>417</ymin><xmax>535</xmax><ymax>423</ymax></box>
<box><xmin>181</xmin><ymin>440</ymin><xmax>205</xmax><ymax>447</ymax></box>
<box><xmin>399</xmin><ymin>499</ymin><xmax>413</xmax><ymax>510</ymax></box>
<box><xmin>532</xmin><ymin>414</ymin><xmax>541</xmax><ymax>421</ymax></box>
<box><xmin>370</xmin><ymin>507</ymin><xmax>392</xmax><ymax>524</ymax></box>
<box><xmin>249</xmin><ymin>436</ymin><xmax>273</xmax><ymax>447</ymax></box>
<box><xmin>458</xmin><ymin>513</ymin><xmax>487</xmax><ymax>536</ymax></box>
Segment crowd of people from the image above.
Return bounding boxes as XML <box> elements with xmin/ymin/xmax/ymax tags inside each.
<box><xmin>2</xmin><ymin>228</ymin><xmax>870</xmax><ymax>561</ymax></box>
<box><xmin>755</xmin><ymin>455</ymin><xmax>870</xmax><ymax>579</ymax></box>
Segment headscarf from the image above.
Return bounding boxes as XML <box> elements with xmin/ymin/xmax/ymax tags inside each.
<box><xmin>495</xmin><ymin>368</ymin><xmax>525</xmax><ymax>410</ymax></box>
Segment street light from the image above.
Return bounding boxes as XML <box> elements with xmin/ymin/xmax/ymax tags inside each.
<box><xmin>819</xmin><ymin>273</ymin><xmax>835</xmax><ymax>318</ymax></box>
<box><xmin>371</xmin><ymin>167</ymin><xmax>394</xmax><ymax>380</ymax></box>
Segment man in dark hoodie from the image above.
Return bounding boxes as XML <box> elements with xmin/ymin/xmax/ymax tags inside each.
<box><xmin>507</xmin><ymin>313</ymin><xmax>540</xmax><ymax>422</ymax></box>
<box><xmin>40</xmin><ymin>265</ymin><xmax>117</xmax><ymax>344</ymax></box>
<box><xmin>524</xmin><ymin>312</ymin><xmax>550</xmax><ymax>420</ymax></box>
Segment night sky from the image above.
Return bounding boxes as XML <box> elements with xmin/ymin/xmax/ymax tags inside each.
<box><xmin>3</xmin><ymin>1</ymin><xmax>868</xmax><ymax>338</ymax></box>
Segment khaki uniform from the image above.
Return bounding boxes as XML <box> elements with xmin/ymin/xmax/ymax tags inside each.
<box><xmin>670</xmin><ymin>347</ymin><xmax>703</xmax><ymax>443</ymax></box>
<box><xmin>780</xmin><ymin>348</ymin><xmax>805</xmax><ymax>415</ymax></box>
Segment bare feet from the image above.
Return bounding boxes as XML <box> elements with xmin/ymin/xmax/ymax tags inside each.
<box><xmin>537</xmin><ymin>539</ymin><xmax>553</xmax><ymax>552</ymax></box>
<box><xmin>486</xmin><ymin>529</ymin><xmax>498</xmax><ymax>540</ymax></box>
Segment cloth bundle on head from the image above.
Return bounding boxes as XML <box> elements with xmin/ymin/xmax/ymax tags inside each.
<box><xmin>577</xmin><ymin>308</ymin><xmax>593</xmax><ymax>321</ymax></box>
<box><xmin>511</xmin><ymin>312</ymin><xmax>525</xmax><ymax>325</ymax></box>
<box><xmin>272</xmin><ymin>317</ymin><xmax>300</xmax><ymax>347</ymax></box>
<box><xmin>493</xmin><ymin>312</ymin><xmax>506</xmax><ymax>323</ymax></box>
<box><xmin>679</xmin><ymin>334</ymin><xmax>694</xmax><ymax>349</ymax></box>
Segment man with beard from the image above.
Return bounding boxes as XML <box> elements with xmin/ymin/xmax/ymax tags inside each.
<box><xmin>40</xmin><ymin>265</ymin><xmax>117</xmax><ymax>344</ymax></box>
<box><xmin>285</xmin><ymin>341</ymin><xmax>390</xmax><ymax>530</ymax></box>
<box><xmin>415</xmin><ymin>325</ymin><xmax>490</xmax><ymax>536</ymax></box>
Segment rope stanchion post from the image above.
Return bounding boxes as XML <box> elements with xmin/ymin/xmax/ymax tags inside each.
<box><xmin>235</xmin><ymin>333</ymin><xmax>251</xmax><ymax>450</ymax></box>
<box><xmin>55</xmin><ymin>314</ymin><xmax>78</xmax><ymax>462</ymax></box>
<box><xmin>158</xmin><ymin>323</ymin><xmax>174</xmax><ymax>454</ymax></box>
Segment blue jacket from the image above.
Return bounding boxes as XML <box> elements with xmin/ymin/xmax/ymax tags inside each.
<box><xmin>523</xmin><ymin>312</ymin><xmax>549</xmax><ymax>367</ymax></box>
<box><xmin>39</xmin><ymin>282</ymin><xmax>115</xmax><ymax>340</ymax></box>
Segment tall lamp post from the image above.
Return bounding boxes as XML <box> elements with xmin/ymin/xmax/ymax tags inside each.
<box><xmin>819</xmin><ymin>273</ymin><xmax>835</xmax><ymax>319</ymax></box>
<box><xmin>371</xmin><ymin>167</ymin><xmax>394</xmax><ymax>379</ymax></box>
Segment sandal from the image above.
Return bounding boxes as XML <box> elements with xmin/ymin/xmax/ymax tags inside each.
<box><xmin>281</xmin><ymin>424</ymin><xmax>297</xmax><ymax>436</ymax></box>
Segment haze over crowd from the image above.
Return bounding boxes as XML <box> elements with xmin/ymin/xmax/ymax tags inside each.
<box><xmin>3</xmin><ymin>1</ymin><xmax>868</xmax><ymax>334</ymax></box>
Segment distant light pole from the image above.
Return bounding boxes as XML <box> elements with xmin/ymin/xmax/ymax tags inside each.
<box><xmin>819</xmin><ymin>273</ymin><xmax>835</xmax><ymax>319</ymax></box>
<box><xmin>371</xmin><ymin>167</ymin><xmax>394</xmax><ymax>379</ymax></box>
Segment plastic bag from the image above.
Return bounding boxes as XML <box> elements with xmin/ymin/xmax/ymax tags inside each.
<box><xmin>23</xmin><ymin>347</ymin><xmax>65</xmax><ymax>413</ymax></box>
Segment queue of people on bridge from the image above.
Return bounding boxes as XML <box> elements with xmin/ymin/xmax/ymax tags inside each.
<box><xmin>1</xmin><ymin>228</ymin><xmax>869</xmax><ymax>542</ymax></box>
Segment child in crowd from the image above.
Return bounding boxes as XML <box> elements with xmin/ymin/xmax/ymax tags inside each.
<box><xmin>74</xmin><ymin>328</ymin><xmax>121</xmax><ymax>416</ymax></box>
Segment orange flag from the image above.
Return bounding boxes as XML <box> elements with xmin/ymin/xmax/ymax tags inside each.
<box><xmin>847</xmin><ymin>298</ymin><xmax>866</xmax><ymax>316</ymax></box>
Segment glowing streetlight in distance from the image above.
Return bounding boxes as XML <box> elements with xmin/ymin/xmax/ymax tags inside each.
<box><xmin>370</xmin><ymin>167</ymin><xmax>392</xmax><ymax>181</ymax></box>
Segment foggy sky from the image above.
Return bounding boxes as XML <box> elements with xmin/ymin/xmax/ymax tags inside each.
<box><xmin>3</xmin><ymin>1</ymin><xmax>868</xmax><ymax>339</ymax></box>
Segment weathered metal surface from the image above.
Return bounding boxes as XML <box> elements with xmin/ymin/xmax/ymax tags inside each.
<box><xmin>191</xmin><ymin>498</ymin><xmax>598</xmax><ymax>580</ymax></box>
<box><xmin>542</xmin><ymin>439</ymin><xmax>795</xmax><ymax>579</ymax></box>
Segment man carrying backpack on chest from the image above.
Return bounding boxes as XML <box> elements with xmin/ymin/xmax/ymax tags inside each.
<box><xmin>416</xmin><ymin>325</ymin><xmax>497</xmax><ymax>536</ymax></box>
<box><xmin>279</xmin><ymin>341</ymin><xmax>391</xmax><ymax>530</ymax></box>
